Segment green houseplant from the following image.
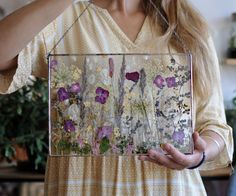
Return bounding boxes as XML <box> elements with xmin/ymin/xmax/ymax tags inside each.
<box><xmin>0</xmin><ymin>77</ymin><xmax>48</xmax><ymax>171</ymax></box>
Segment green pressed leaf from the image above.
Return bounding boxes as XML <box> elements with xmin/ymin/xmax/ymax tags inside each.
<box><xmin>81</xmin><ymin>143</ymin><xmax>91</xmax><ymax>155</ymax></box>
<box><xmin>57</xmin><ymin>140</ymin><xmax>71</xmax><ymax>152</ymax></box>
<box><xmin>99</xmin><ymin>137</ymin><xmax>110</xmax><ymax>154</ymax></box>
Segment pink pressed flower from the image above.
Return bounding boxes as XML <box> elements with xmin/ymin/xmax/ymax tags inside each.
<box><xmin>109</xmin><ymin>58</ymin><xmax>114</xmax><ymax>78</ymax></box>
<box><xmin>97</xmin><ymin>126</ymin><xmax>113</xmax><ymax>140</ymax></box>
<box><xmin>92</xmin><ymin>142</ymin><xmax>100</xmax><ymax>155</ymax></box>
<box><xmin>153</xmin><ymin>75</ymin><xmax>165</xmax><ymax>89</ymax></box>
<box><xmin>68</xmin><ymin>82</ymin><xmax>81</xmax><ymax>93</ymax></box>
<box><xmin>172</xmin><ymin>129</ymin><xmax>185</xmax><ymax>144</ymax></box>
<box><xmin>166</xmin><ymin>77</ymin><xmax>177</xmax><ymax>88</ymax></box>
<box><xmin>50</xmin><ymin>59</ymin><xmax>58</xmax><ymax>69</ymax></box>
<box><xmin>125</xmin><ymin>72</ymin><xmax>140</xmax><ymax>83</ymax></box>
<box><xmin>126</xmin><ymin>144</ymin><xmax>134</xmax><ymax>155</ymax></box>
<box><xmin>77</xmin><ymin>136</ymin><xmax>84</xmax><ymax>148</ymax></box>
<box><xmin>111</xmin><ymin>144</ymin><xmax>120</xmax><ymax>154</ymax></box>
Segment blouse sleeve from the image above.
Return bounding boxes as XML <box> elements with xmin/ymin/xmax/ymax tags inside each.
<box><xmin>196</xmin><ymin>37</ymin><xmax>234</xmax><ymax>171</ymax></box>
<box><xmin>0</xmin><ymin>21</ymin><xmax>56</xmax><ymax>94</ymax></box>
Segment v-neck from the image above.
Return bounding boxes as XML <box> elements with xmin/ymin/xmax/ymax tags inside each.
<box><xmin>90</xmin><ymin>3</ymin><xmax>148</xmax><ymax>47</ymax></box>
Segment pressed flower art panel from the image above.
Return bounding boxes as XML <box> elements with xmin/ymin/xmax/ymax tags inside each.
<box><xmin>49</xmin><ymin>54</ymin><xmax>193</xmax><ymax>156</ymax></box>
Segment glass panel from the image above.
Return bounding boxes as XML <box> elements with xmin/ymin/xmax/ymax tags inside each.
<box><xmin>48</xmin><ymin>53</ymin><xmax>193</xmax><ymax>156</ymax></box>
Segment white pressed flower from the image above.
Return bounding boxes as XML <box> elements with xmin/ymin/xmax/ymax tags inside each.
<box><xmin>86</xmin><ymin>125</ymin><xmax>93</xmax><ymax>133</ymax></box>
<box><xmin>72</xmin><ymin>56</ymin><xmax>77</xmax><ymax>62</ymax></box>
<box><xmin>64</xmin><ymin>99</ymin><xmax>70</xmax><ymax>106</ymax></box>
<box><xmin>144</xmin><ymin>55</ymin><xmax>150</xmax><ymax>61</ymax></box>
<box><xmin>85</xmin><ymin>57</ymin><xmax>92</xmax><ymax>65</ymax></box>
<box><xmin>101</xmin><ymin>68</ymin><xmax>111</xmax><ymax>85</ymax></box>
<box><xmin>51</xmin><ymin>63</ymin><xmax>81</xmax><ymax>88</ymax></box>
<box><xmin>67</xmin><ymin>103</ymin><xmax>80</xmax><ymax>121</ymax></box>
<box><xmin>113</xmin><ymin>127</ymin><xmax>121</xmax><ymax>138</ymax></box>
<box><xmin>101</xmin><ymin>68</ymin><xmax>107</xmax><ymax>76</ymax></box>
<box><xmin>103</xmin><ymin>79</ymin><xmax>111</xmax><ymax>86</ymax></box>
<box><xmin>88</xmin><ymin>62</ymin><xmax>93</xmax><ymax>70</ymax></box>
<box><xmin>86</xmin><ymin>57</ymin><xmax>91</xmax><ymax>65</ymax></box>
<box><xmin>84</xmin><ymin>101</ymin><xmax>92</xmax><ymax>107</ymax></box>
<box><xmin>88</xmin><ymin>74</ymin><xmax>96</xmax><ymax>85</ymax></box>
<box><xmin>96</xmin><ymin>66</ymin><xmax>103</xmax><ymax>73</ymax></box>
<box><xmin>71</xmin><ymin>65</ymin><xmax>82</xmax><ymax>80</ymax></box>
<box><xmin>52</xmin><ymin>64</ymin><xmax>71</xmax><ymax>87</ymax></box>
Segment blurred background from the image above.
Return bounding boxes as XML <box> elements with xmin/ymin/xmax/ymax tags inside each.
<box><xmin>0</xmin><ymin>0</ymin><xmax>236</xmax><ymax>196</ymax></box>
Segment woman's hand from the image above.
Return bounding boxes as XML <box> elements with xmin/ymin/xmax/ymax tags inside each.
<box><xmin>138</xmin><ymin>132</ymin><xmax>207</xmax><ymax>170</ymax></box>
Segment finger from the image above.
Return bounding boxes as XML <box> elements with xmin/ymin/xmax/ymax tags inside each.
<box><xmin>148</xmin><ymin>150</ymin><xmax>185</xmax><ymax>170</ymax></box>
<box><xmin>139</xmin><ymin>155</ymin><xmax>163</xmax><ymax>166</ymax></box>
<box><xmin>162</xmin><ymin>143</ymin><xmax>192</xmax><ymax>167</ymax></box>
<box><xmin>193</xmin><ymin>132</ymin><xmax>206</xmax><ymax>151</ymax></box>
<box><xmin>138</xmin><ymin>155</ymin><xmax>148</xmax><ymax>161</ymax></box>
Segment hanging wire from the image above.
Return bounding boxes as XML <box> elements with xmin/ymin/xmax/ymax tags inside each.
<box><xmin>149</xmin><ymin>0</ymin><xmax>190</xmax><ymax>54</ymax></box>
<box><xmin>48</xmin><ymin>1</ymin><xmax>92</xmax><ymax>56</ymax></box>
<box><xmin>48</xmin><ymin>0</ymin><xmax>190</xmax><ymax>56</ymax></box>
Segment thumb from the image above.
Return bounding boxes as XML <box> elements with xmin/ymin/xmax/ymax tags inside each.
<box><xmin>193</xmin><ymin>132</ymin><xmax>206</xmax><ymax>151</ymax></box>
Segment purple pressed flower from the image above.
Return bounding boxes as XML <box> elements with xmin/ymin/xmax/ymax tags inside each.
<box><xmin>97</xmin><ymin>126</ymin><xmax>113</xmax><ymax>140</ymax></box>
<box><xmin>109</xmin><ymin>58</ymin><xmax>114</xmax><ymax>78</ymax></box>
<box><xmin>125</xmin><ymin>72</ymin><xmax>140</xmax><ymax>83</ymax></box>
<box><xmin>64</xmin><ymin>120</ymin><xmax>76</xmax><ymax>132</ymax></box>
<box><xmin>50</xmin><ymin>59</ymin><xmax>58</xmax><ymax>69</ymax></box>
<box><xmin>172</xmin><ymin>130</ymin><xmax>185</xmax><ymax>144</ymax></box>
<box><xmin>153</xmin><ymin>75</ymin><xmax>165</xmax><ymax>89</ymax></box>
<box><xmin>166</xmin><ymin>77</ymin><xmax>177</xmax><ymax>88</ymax></box>
<box><xmin>68</xmin><ymin>82</ymin><xmax>81</xmax><ymax>93</ymax></box>
<box><xmin>57</xmin><ymin>87</ymin><xmax>70</xmax><ymax>102</ymax></box>
<box><xmin>95</xmin><ymin>87</ymin><xmax>109</xmax><ymax>104</ymax></box>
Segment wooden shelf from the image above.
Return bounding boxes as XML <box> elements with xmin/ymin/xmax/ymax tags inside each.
<box><xmin>225</xmin><ymin>58</ymin><xmax>236</xmax><ymax>65</ymax></box>
<box><xmin>0</xmin><ymin>167</ymin><xmax>44</xmax><ymax>182</ymax></box>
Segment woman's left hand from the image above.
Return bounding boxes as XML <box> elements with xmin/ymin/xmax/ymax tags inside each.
<box><xmin>138</xmin><ymin>132</ymin><xmax>207</xmax><ymax>170</ymax></box>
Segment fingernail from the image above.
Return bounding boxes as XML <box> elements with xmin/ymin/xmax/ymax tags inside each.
<box><xmin>160</xmin><ymin>143</ymin><xmax>164</xmax><ymax>149</ymax></box>
<box><xmin>139</xmin><ymin>156</ymin><xmax>146</xmax><ymax>161</ymax></box>
<box><xmin>164</xmin><ymin>144</ymin><xmax>170</xmax><ymax>151</ymax></box>
<box><xmin>150</xmin><ymin>155</ymin><xmax>154</xmax><ymax>159</ymax></box>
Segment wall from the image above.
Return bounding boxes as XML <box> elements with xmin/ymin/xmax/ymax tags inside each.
<box><xmin>0</xmin><ymin>0</ymin><xmax>31</xmax><ymax>20</ymax></box>
<box><xmin>189</xmin><ymin>0</ymin><xmax>236</xmax><ymax>108</ymax></box>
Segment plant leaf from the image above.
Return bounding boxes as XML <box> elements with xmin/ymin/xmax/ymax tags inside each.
<box><xmin>99</xmin><ymin>137</ymin><xmax>110</xmax><ymax>154</ymax></box>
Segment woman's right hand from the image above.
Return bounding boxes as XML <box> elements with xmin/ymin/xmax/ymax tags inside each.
<box><xmin>0</xmin><ymin>0</ymin><xmax>73</xmax><ymax>72</ymax></box>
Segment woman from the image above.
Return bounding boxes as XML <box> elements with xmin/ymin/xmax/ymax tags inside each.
<box><xmin>0</xmin><ymin>0</ymin><xmax>233</xmax><ymax>195</ymax></box>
